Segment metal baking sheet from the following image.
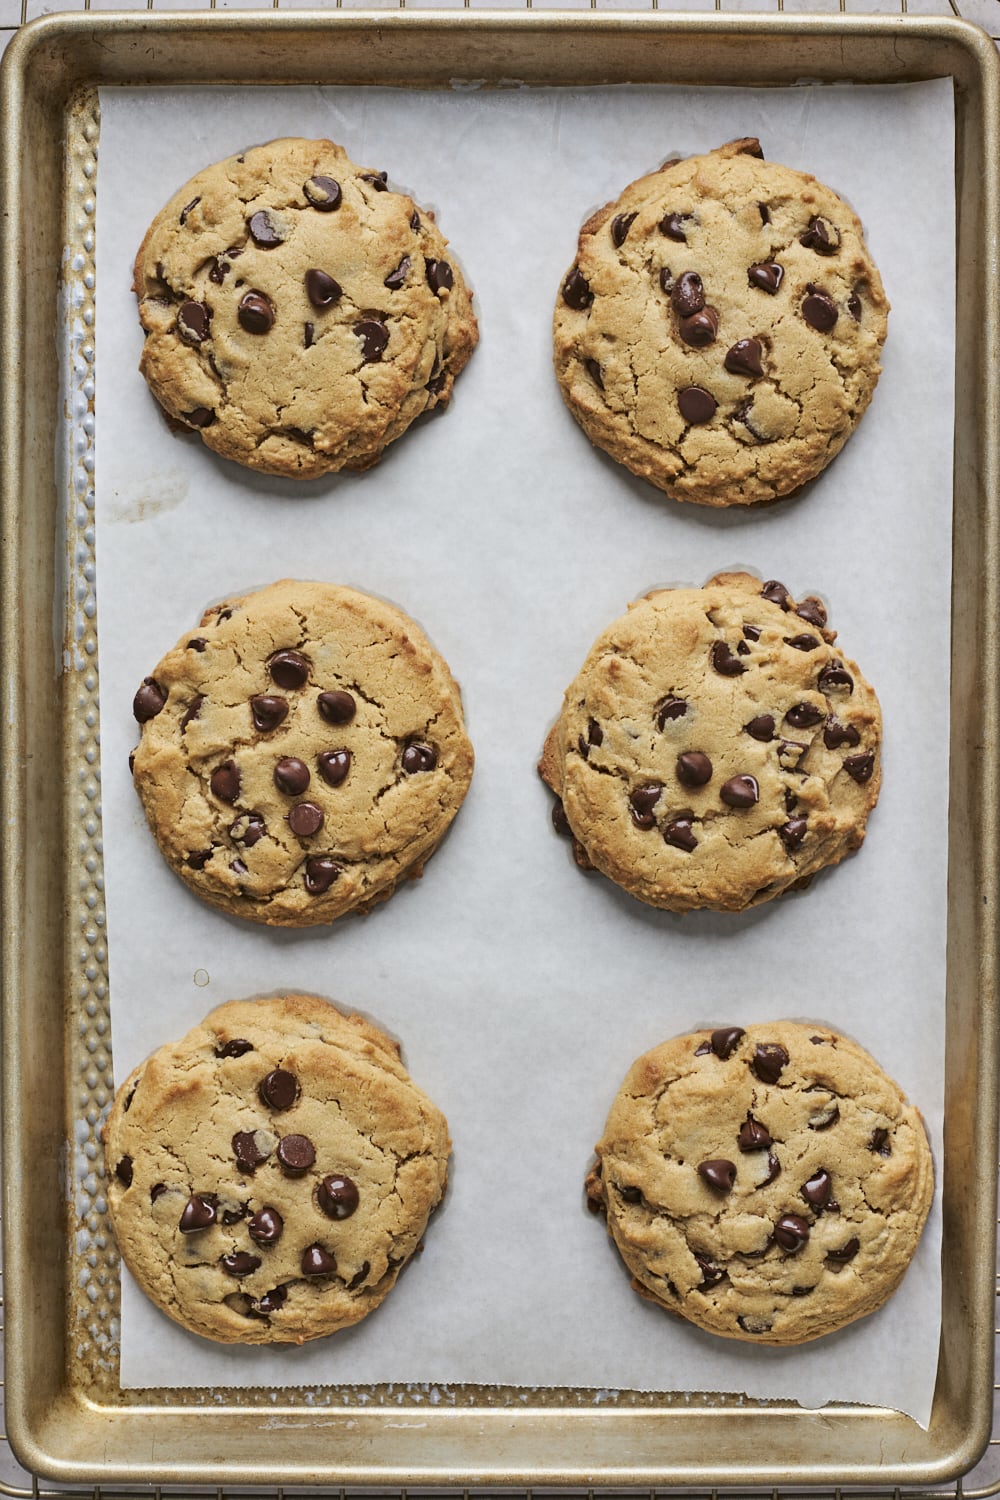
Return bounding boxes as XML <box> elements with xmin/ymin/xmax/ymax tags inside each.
<box><xmin>1</xmin><ymin>10</ymin><xmax>998</xmax><ymax>1490</ymax></box>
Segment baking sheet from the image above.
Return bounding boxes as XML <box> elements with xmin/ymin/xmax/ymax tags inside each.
<box><xmin>93</xmin><ymin>78</ymin><xmax>954</xmax><ymax>1422</ymax></box>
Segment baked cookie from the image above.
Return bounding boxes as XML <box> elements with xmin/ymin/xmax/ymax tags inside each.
<box><xmin>553</xmin><ymin>137</ymin><xmax>888</xmax><ymax>507</ymax></box>
<box><xmin>586</xmin><ymin>1022</ymin><xmax>933</xmax><ymax>1346</ymax></box>
<box><xmin>104</xmin><ymin>994</ymin><xmax>450</xmax><ymax>1345</ymax></box>
<box><xmin>134</xmin><ymin>137</ymin><xmax>478</xmax><ymax>478</ymax></box>
<box><xmin>130</xmin><ymin>579</ymin><xmax>474</xmax><ymax>927</ymax></box>
<box><xmin>539</xmin><ymin>572</ymin><xmax>881</xmax><ymax>913</ymax></box>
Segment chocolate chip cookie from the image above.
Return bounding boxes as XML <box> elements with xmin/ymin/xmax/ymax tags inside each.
<box><xmin>130</xmin><ymin>579</ymin><xmax>474</xmax><ymax>926</ymax></box>
<box><xmin>586</xmin><ymin>1022</ymin><xmax>933</xmax><ymax>1345</ymax></box>
<box><xmin>134</xmin><ymin>137</ymin><xmax>478</xmax><ymax>477</ymax></box>
<box><xmin>553</xmin><ymin>137</ymin><xmax>888</xmax><ymax>507</ymax></box>
<box><xmin>104</xmin><ymin>994</ymin><xmax>450</xmax><ymax>1345</ymax></box>
<box><xmin>539</xmin><ymin>571</ymin><xmax>881</xmax><ymax>913</ymax></box>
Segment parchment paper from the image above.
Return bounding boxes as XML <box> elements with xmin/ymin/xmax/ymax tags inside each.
<box><xmin>94</xmin><ymin>78</ymin><xmax>955</xmax><ymax>1422</ymax></box>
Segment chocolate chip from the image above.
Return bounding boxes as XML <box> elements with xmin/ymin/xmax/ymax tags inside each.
<box><xmin>384</xmin><ymin>256</ymin><xmax>411</xmax><ymax>291</ymax></box>
<box><xmin>779</xmin><ymin>817</ymin><xmax>808</xmax><ymax>851</ymax></box>
<box><xmin>248</xmin><ymin>210</ymin><xmax>283</xmax><ymax>248</ymax></box>
<box><xmin>737</xmin><ymin>1314</ymin><xmax>773</xmax><ymax>1335</ymax></box>
<box><xmin>746</xmin><ymin>715</ymin><xmax>775</xmax><ymax>742</ymax></box>
<box><xmin>230</xmin><ymin>859</ymin><xmax>249</xmax><ymax>878</ymax></box>
<box><xmin>552</xmin><ymin>799</ymin><xmax>571</xmax><ymax>836</ymax></box>
<box><xmin>288</xmin><ymin>801</ymin><xmax>324</xmax><ymax>837</ymax></box>
<box><xmin>786</xmin><ymin>702</ymin><xmax>823</xmax><ymax>729</ymax></box>
<box><xmin>869</xmin><ymin>1128</ymin><xmax>892</xmax><ymax>1156</ymax></box>
<box><xmin>259</xmin><ymin>1069</ymin><xmax>298</xmax><ymax>1111</ymax></box>
<box><xmin>848</xmin><ymin>291</ymin><xmax>863</xmax><ymax>321</ymax></box>
<box><xmin>671</xmin><ymin>271</ymin><xmax>705</xmax><ymax>318</ymax></box>
<box><xmin>736</xmin><ymin>641</ymin><xmax>751</xmax><ymax>657</ymax></box>
<box><xmin>678</xmin><ymin>386</ymin><xmax>716</xmax><ymax>424</ymax></box>
<box><xmin>844</xmin><ymin>752</ymin><xmax>875</xmax><ymax>784</ymax></box>
<box><xmin>305</xmin><ymin>857</ymin><xmax>341</xmax><ymax>894</ymax></box>
<box><xmin>354</xmin><ymin>319</ymin><xmax>390</xmax><ymax>362</ymax></box>
<box><xmin>318</xmin><ymin>1174</ymin><xmax>360</xmax><ymax>1220</ymax></box>
<box><xmin>185</xmin><ymin>407</ymin><xmax>216</xmax><ymax>428</ymax></box>
<box><xmin>743</xmin><ymin>625</ymin><xmax>761</xmax><ymax>642</ymax></box>
<box><xmin>720</xmin><ymin>774</ymin><xmax>758</xmax><ymax>808</ymax></box>
<box><xmin>663</xmin><ymin>816</ymin><xmax>697</xmax><ymax>852</ymax></box>
<box><xmin>659</xmin><ymin>267</ymin><xmax>675</xmax><ymax>295</ymax></box>
<box><xmin>629</xmin><ymin>783</ymin><xmax>663</xmax><ymax>828</ymax></box>
<box><xmin>179</xmin><ymin>195</ymin><xmax>201</xmax><ymax>226</ymax></box>
<box><xmin>748</xmin><ymin>263</ymin><xmax>783</xmax><ymax>294</ymax></box>
<box><xmin>210</xmin><ymin>761</ymin><xmax>240</xmax><ymax>803</ymax></box>
<box><xmin>268</xmin><ymin>650</ymin><xmax>310</xmax><ymax>690</ymax></box>
<box><xmin>221</xmin><ymin>1251</ymin><xmax>262</xmax><ymax>1277</ymax></box>
<box><xmin>752</xmin><ymin>1043</ymin><xmax>789</xmax><ymax>1083</ymax></box>
<box><xmin>273</xmin><ymin>757</ymin><xmax>310</xmax><ymax>796</ymax></box>
<box><xmin>410</xmin><ymin>210</ymin><xmax>421</xmax><ymax>231</ymax></box>
<box><xmin>795</xmin><ymin>597</ymin><xmax>828</xmax><ymax>629</ymax></box>
<box><xmin>773</xmin><ymin>1214</ymin><xmax>810</xmax><ymax>1253</ymax></box>
<box><xmin>238</xmin><ymin>291</ymin><xmax>275</xmax><ymax>335</ymax></box>
<box><xmin>360</xmin><ymin>170</ymin><xmax>388</xmax><ymax>191</ymax></box>
<box><xmin>318</xmin><ymin>689</ymin><xmax>356</xmax><ymax>724</ymax></box>
<box><xmin>784</xmin><ymin>633</ymin><xmax>820</xmax><ymax>652</ymax></box>
<box><xmin>150</xmin><ymin>1182</ymin><xmax>167</xmax><ymax>1202</ymax></box>
<box><xmin>305</xmin><ymin>268</ymin><xmax>343</xmax><ymax>309</ymax></box>
<box><xmin>785</xmin><ymin>789</ymin><xmax>798</xmax><ymax>814</ymax></box>
<box><xmin>738</xmin><ymin>1115</ymin><xmax>771</xmax><ymax>1152</ymax></box>
<box><xmin>724</xmin><ymin>338</ymin><xmax>764</xmax><ymax>377</ymax></box>
<box><xmin>301</xmin><ymin>1243</ymin><xmax>337</xmax><ymax>1276</ymax></box>
<box><xmin>583</xmin><ymin>357</ymin><xmax>604</xmax><ymax>390</ymax></box>
<box><xmin>679</xmin><ymin>308</ymin><xmax>719</xmax><ymax>347</ymax></box>
<box><xmin>801</xmin><ymin>1168</ymin><xmax>832</xmax><ymax>1208</ymax></box>
<box><xmin>179</xmin><ymin>1194</ymin><xmax>216</xmax><ymax>1232</ymax></box>
<box><xmin>758</xmin><ymin>202</ymin><xmax>770</xmax><ymax>224</ymax></box>
<box><xmin>610</xmin><ymin>212</ymin><xmax>637</xmax><ymax>248</ymax></box>
<box><xmin>758</xmin><ymin>1151</ymin><xmax>782</xmax><ymax>1187</ymax></box>
<box><xmin>710</xmin><ymin>1026</ymin><xmax>745</xmax><ymax>1059</ymax></box>
<box><xmin>232</xmin><ymin>1130</ymin><xmax>271</xmax><ymax>1173</ymax></box>
<box><xmin>800</xmin><ymin>216</ymin><xmax>841</xmax><ymax>255</ymax></box>
<box><xmin>304</xmin><ymin>322</ymin><xmax>315</xmax><ymax>349</ymax></box>
<box><xmin>823</xmin><ymin>718</ymin><xmax>860</xmax><ymax>750</ymax></box>
<box><xmin>677</xmin><ymin>751</ymin><xmax>713</xmax><ymax>788</ymax></box>
<box><xmin>277</xmin><ymin>1134</ymin><xmax>315</xmax><ymax>1175</ymax></box>
<box><xmin>250</xmin><ymin>695</ymin><xmax>288</xmax><ymax>734</ymax></box>
<box><xmin>115</xmin><ymin>1156</ymin><xmax>133</xmax><ymax>1186</ymax></box>
<box><xmin>208</xmin><ymin>258</ymin><xmax>227</xmax><ymax>285</ymax></box>
<box><xmin>216</xmin><ymin>1038</ymin><xmax>253</xmax><ymax>1058</ymax></box>
<box><xmin>802</xmin><ymin>285</ymin><xmax>838</xmax><ymax>332</ymax></box>
<box><xmin>562</xmin><ymin>267</ymin><xmax>593</xmax><ymax>311</ymax></box>
<box><xmin>827</xmin><ymin>1237</ymin><xmax>860</xmax><ymax>1265</ymax></box>
<box><xmin>304</xmin><ymin>175</ymin><xmax>341</xmax><ymax>211</ymax></box>
<box><xmin>230</xmin><ymin>813</ymin><xmax>265</xmax><ymax>849</ymax></box>
<box><xmin>818</xmin><ymin>662</ymin><xmax>854</xmax><ymax>693</ymax></box>
<box><xmin>760</xmin><ymin>580</ymin><xmax>790</xmax><ymax>610</ymax></box>
<box><xmin>177</xmin><ymin>300</ymin><xmax>211</xmax><ymax>344</ymax></box>
<box><xmin>318</xmin><ymin>750</ymin><xmax>351</xmax><ymax>787</ymax></box>
<box><xmin>402</xmin><ymin>742</ymin><xmax>438</xmax><ymax>773</ymax></box>
<box><xmin>698</xmin><ymin>1159</ymin><xmax>736</xmax><ymax>1193</ymax></box>
<box><xmin>133</xmin><ymin>678</ymin><xmax>166</xmax><ymax>722</ymax></box>
<box><xmin>711</xmin><ymin>641</ymin><xmax>746</xmax><ymax>676</ymax></box>
<box><xmin>187</xmin><ymin>638</ymin><xmax>207</xmax><ymax>653</ymax></box>
<box><xmin>248</xmin><ymin>1206</ymin><xmax>284</xmax><ymax>1245</ymax></box>
<box><xmin>186</xmin><ymin>849</ymin><xmax>212</xmax><ymax>869</ymax></box>
<box><xmin>257</xmin><ymin>1284</ymin><xmax>288</xmax><ymax>1314</ymax></box>
<box><xmin>659</xmin><ymin>212</ymin><xmax>688</xmax><ymax>242</ymax></box>
<box><xmin>809</xmin><ymin>1101</ymin><xmax>840</xmax><ymax>1131</ymax></box>
<box><xmin>180</xmin><ymin>694</ymin><xmax>204</xmax><ymax>732</ymax></box>
<box><xmin>656</xmin><ymin>696</ymin><xmax>688</xmax><ymax>728</ymax></box>
<box><xmin>695</xmin><ymin>1255</ymin><xmax>726</xmax><ymax>1288</ymax></box>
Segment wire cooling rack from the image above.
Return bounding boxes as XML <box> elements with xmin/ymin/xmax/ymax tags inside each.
<box><xmin>1</xmin><ymin>0</ymin><xmax>997</xmax><ymax>1493</ymax></box>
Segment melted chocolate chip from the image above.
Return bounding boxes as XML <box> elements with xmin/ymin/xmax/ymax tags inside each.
<box><xmin>268</xmin><ymin>650</ymin><xmax>310</xmax><ymax>690</ymax></box>
<box><xmin>809</xmin><ymin>1101</ymin><xmax>840</xmax><ymax>1131</ymax></box>
<box><xmin>301</xmin><ymin>1243</ymin><xmax>337</xmax><ymax>1276</ymax></box>
<box><xmin>773</xmin><ymin>1214</ymin><xmax>810</xmax><ymax>1253</ymax></box>
<box><xmin>698</xmin><ymin>1159</ymin><xmax>736</xmax><ymax>1193</ymax></box>
<box><xmin>348</xmin><ymin>1261</ymin><xmax>371</xmax><ymax>1290</ymax></box>
<box><xmin>304</xmin><ymin>175</ymin><xmax>341</xmax><ymax>211</ymax></box>
<box><xmin>177</xmin><ymin>300</ymin><xmax>211</xmax><ymax>344</ymax></box>
<box><xmin>305</xmin><ymin>857</ymin><xmax>341</xmax><ymax>895</ymax></box>
<box><xmin>784</xmin><ymin>634</ymin><xmax>820</xmax><ymax>652</ymax></box>
<box><xmin>259</xmin><ymin>1069</ymin><xmax>298</xmax><ymax>1111</ymax></box>
<box><xmin>710</xmin><ymin>1026</ymin><xmax>745</xmax><ymax>1059</ymax></box>
<box><xmin>133</xmin><ymin>678</ymin><xmax>166</xmax><ymax>722</ymax></box>
<box><xmin>629</xmin><ymin>783</ymin><xmax>663</xmax><ymax>828</ymax></box>
<box><xmin>823</xmin><ymin>718</ymin><xmax>860</xmax><ymax>750</ymax></box>
<box><xmin>250</xmin><ymin>695</ymin><xmax>288</xmax><ymax>733</ymax></box>
<box><xmin>844</xmin><ymin>752</ymin><xmax>875</xmax><ymax>784</ymax></box>
<box><xmin>760</xmin><ymin>580</ymin><xmax>790</xmax><ymax>610</ymax></box>
<box><xmin>277</xmin><ymin>1134</ymin><xmax>315</xmax><ymax>1175</ymax></box>
<box><xmin>584</xmin><ymin>357</ymin><xmax>604</xmax><ymax>390</ymax></box>
<box><xmin>779</xmin><ymin>817</ymin><xmax>808</xmax><ymax>851</ymax></box>
<box><xmin>402</xmin><ymin>742</ymin><xmax>438</xmax><ymax>773</ymax></box>
<box><xmin>115</xmin><ymin>1156</ymin><xmax>133</xmax><ymax>1186</ymax></box>
<box><xmin>720</xmin><ymin>774</ymin><xmax>759</xmax><ymax>808</ymax></box>
<box><xmin>552</xmin><ymin>799</ymin><xmax>571</xmax><ymax>836</ymax></box>
<box><xmin>676</xmin><ymin>751</ymin><xmax>713</xmax><ymax>788</ymax></box>
<box><xmin>248</xmin><ymin>1206</ymin><xmax>284</xmax><ymax>1245</ymax></box>
<box><xmin>230</xmin><ymin>812</ymin><xmax>266</xmax><ymax>848</ymax></box>
<box><xmin>210</xmin><ymin>761</ymin><xmax>240</xmax><ymax>803</ymax></box>
<box><xmin>663</xmin><ymin>816</ymin><xmax>697</xmax><ymax>852</ymax></box>
<box><xmin>848</xmin><ymin>290</ymin><xmax>863</xmax><ymax>321</ymax></box>
<box><xmin>305</xmin><ymin>268</ymin><xmax>343</xmax><ymax>309</ymax></box>
<box><xmin>179</xmin><ymin>1194</ymin><xmax>216</xmax><ymax>1232</ymax></box>
<box><xmin>186</xmin><ymin>849</ymin><xmax>212</xmax><ymax>869</ymax></box>
<box><xmin>656</xmin><ymin>696</ymin><xmax>688</xmax><ymax>728</ymax></box>
<box><xmin>725</xmin><ymin>338</ymin><xmax>764</xmax><ymax>377</ymax></box>
<box><xmin>248</xmin><ymin>210</ymin><xmax>283</xmax><ymax>248</ymax></box>
<box><xmin>738</xmin><ymin>1115</ymin><xmax>771</xmax><ymax>1152</ymax></box>
<box><xmin>660</xmin><ymin>212</ymin><xmax>688</xmax><ymax>242</ymax></box>
<box><xmin>237</xmin><ymin>291</ymin><xmax>275</xmax><ymax>335</ymax></box>
<box><xmin>180</xmin><ymin>695</ymin><xmax>204</xmax><ymax>732</ymax></box>
<box><xmin>802</xmin><ymin>285</ymin><xmax>838</xmax><ymax>332</ymax></box>
<box><xmin>187</xmin><ymin>638</ymin><xmax>207</xmax><ymax>653</ymax></box>
<box><xmin>562</xmin><ymin>267</ymin><xmax>593</xmax><ymax>311</ymax></box>
<box><xmin>795</xmin><ymin>597</ymin><xmax>828</xmax><ymax>629</ymax></box>
<box><xmin>801</xmin><ymin>1168</ymin><xmax>832</xmax><ymax>1208</ymax></box>
<box><xmin>360</xmin><ymin>171</ymin><xmax>388</xmax><ymax>191</ymax></box>
<box><xmin>869</xmin><ymin>1128</ymin><xmax>892</xmax><ymax>1157</ymax></box>
<box><xmin>318</xmin><ymin>690</ymin><xmax>356</xmax><ymax>725</ymax></box>
<box><xmin>746</xmin><ymin>715</ymin><xmax>775</xmax><ymax>742</ymax></box>
<box><xmin>318</xmin><ymin>1174</ymin><xmax>360</xmax><ymax>1220</ymax></box>
<box><xmin>354</xmin><ymin>319</ymin><xmax>390</xmax><ymax>362</ymax></box>
<box><xmin>786</xmin><ymin>702</ymin><xmax>824</xmax><ymax>729</ymax></box>
<box><xmin>232</xmin><ymin>1130</ymin><xmax>271</xmax><ymax>1173</ymax></box>
<box><xmin>827</xmin><ymin>1237</ymin><xmax>860</xmax><ymax>1265</ymax></box>
<box><xmin>221</xmin><ymin>1251</ymin><xmax>262</xmax><ymax>1277</ymax></box>
<box><xmin>185</xmin><ymin>407</ymin><xmax>216</xmax><ymax>428</ymax></box>
<box><xmin>748</xmin><ymin>263</ymin><xmax>783</xmax><ymax>294</ymax></box>
<box><xmin>758</xmin><ymin>202</ymin><xmax>770</xmax><ymax>224</ymax></box>
<box><xmin>179</xmin><ymin>195</ymin><xmax>200</xmax><ymax>226</ymax></box>
<box><xmin>711</xmin><ymin>641</ymin><xmax>746</xmax><ymax>676</ymax></box>
<box><xmin>800</xmin><ymin>216</ymin><xmax>841</xmax><ymax>255</ymax></box>
<box><xmin>384</xmin><ymin>256</ymin><xmax>411</xmax><ymax>290</ymax></box>
<box><xmin>610</xmin><ymin>212</ymin><xmax>637</xmax><ymax>248</ymax></box>
<box><xmin>150</xmin><ymin>1182</ymin><xmax>167</xmax><ymax>1202</ymax></box>
<box><xmin>759</xmin><ymin>1151</ymin><xmax>782</xmax><ymax>1186</ymax></box>
<box><xmin>216</xmin><ymin>1038</ymin><xmax>253</xmax><ymax>1058</ymax></box>
<box><xmin>274</xmin><ymin>757</ymin><xmax>310</xmax><ymax>796</ymax></box>
<box><xmin>752</xmin><ymin>1043</ymin><xmax>789</xmax><ymax>1084</ymax></box>
<box><xmin>695</xmin><ymin>1255</ymin><xmax>726</xmax><ymax>1288</ymax></box>
<box><xmin>318</xmin><ymin>749</ymin><xmax>351</xmax><ymax>787</ymax></box>
<box><xmin>679</xmin><ymin>308</ymin><xmax>719</xmax><ymax>348</ymax></box>
<box><xmin>818</xmin><ymin>662</ymin><xmax>854</xmax><ymax>693</ymax></box>
<box><xmin>671</xmin><ymin>271</ymin><xmax>705</xmax><ymax>318</ymax></box>
<box><xmin>304</xmin><ymin>322</ymin><xmax>315</xmax><ymax>349</ymax></box>
<box><xmin>288</xmin><ymin>802</ymin><xmax>324</xmax><ymax>837</ymax></box>
<box><xmin>257</xmin><ymin>1285</ymin><xmax>288</xmax><ymax>1314</ymax></box>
